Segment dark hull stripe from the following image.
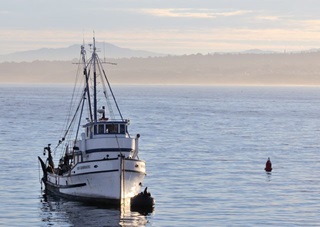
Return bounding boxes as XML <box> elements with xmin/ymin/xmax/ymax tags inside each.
<box><xmin>67</xmin><ymin>158</ymin><xmax>145</xmax><ymax>175</ymax></box>
<box><xmin>72</xmin><ymin>169</ymin><xmax>118</xmax><ymax>177</ymax></box>
<box><xmin>70</xmin><ymin>158</ymin><xmax>145</xmax><ymax>167</ymax></box>
<box><xmin>63</xmin><ymin>169</ymin><xmax>145</xmax><ymax>177</ymax></box>
<box><xmin>46</xmin><ymin>181</ymin><xmax>86</xmax><ymax>189</ymax></box>
<box><xmin>86</xmin><ymin>148</ymin><xmax>133</xmax><ymax>153</ymax></box>
<box><xmin>47</xmin><ymin>170</ymin><xmax>119</xmax><ymax>178</ymax></box>
<box><xmin>81</xmin><ymin>158</ymin><xmax>119</xmax><ymax>163</ymax></box>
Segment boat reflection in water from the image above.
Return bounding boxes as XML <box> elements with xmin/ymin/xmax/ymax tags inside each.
<box><xmin>40</xmin><ymin>192</ymin><xmax>152</xmax><ymax>226</ymax></box>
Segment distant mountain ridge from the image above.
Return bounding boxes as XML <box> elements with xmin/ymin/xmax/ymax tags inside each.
<box><xmin>2</xmin><ymin>43</ymin><xmax>320</xmax><ymax>63</ymax></box>
<box><xmin>240</xmin><ymin>49</ymin><xmax>279</xmax><ymax>54</ymax></box>
<box><xmin>0</xmin><ymin>42</ymin><xmax>165</xmax><ymax>62</ymax></box>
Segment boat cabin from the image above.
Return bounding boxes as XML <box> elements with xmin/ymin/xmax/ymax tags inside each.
<box><xmin>84</xmin><ymin>120</ymin><xmax>129</xmax><ymax>139</ymax></box>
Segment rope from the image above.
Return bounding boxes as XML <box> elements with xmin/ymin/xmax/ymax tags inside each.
<box><xmin>97</xmin><ymin>56</ymin><xmax>124</xmax><ymax>121</ymax></box>
<box><xmin>96</xmin><ymin>61</ymin><xmax>115</xmax><ymax>119</ymax></box>
<box><xmin>38</xmin><ymin>159</ymin><xmax>41</xmax><ymax>184</ymax></box>
<box><xmin>115</xmin><ymin>134</ymin><xmax>122</xmax><ymax>156</ymax></box>
<box><xmin>38</xmin><ymin>159</ymin><xmax>43</xmax><ymax>191</ymax></box>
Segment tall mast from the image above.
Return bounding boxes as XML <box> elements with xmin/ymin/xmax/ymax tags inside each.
<box><xmin>93</xmin><ymin>37</ymin><xmax>98</xmax><ymax>122</ymax></box>
<box><xmin>81</xmin><ymin>45</ymin><xmax>93</xmax><ymax>122</ymax></box>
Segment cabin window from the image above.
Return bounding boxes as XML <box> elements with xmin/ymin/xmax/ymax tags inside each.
<box><xmin>90</xmin><ymin>126</ymin><xmax>94</xmax><ymax>138</ymax></box>
<box><xmin>120</xmin><ymin>124</ymin><xmax>126</xmax><ymax>134</ymax></box>
<box><xmin>106</xmin><ymin>124</ymin><xmax>118</xmax><ymax>134</ymax></box>
<box><xmin>98</xmin><ymin>124</ymin><xmax>104</xmax><ymax>134</ymax></box>
<box><xmin>92</xmin><ymin>124</ymin><xmax>124</xmax><ymax>134</ymax></box>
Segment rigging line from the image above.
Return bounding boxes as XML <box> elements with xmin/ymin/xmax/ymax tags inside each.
<box><xmin>115</xmin><ymin>134</ymin><xmax>122</xmax><ymax>155</ymax></box>
<box><xmin>75</xmin><ymin>92</ymin><xmax>86</xmax><ymax>142</ymax></box>
<box><xmin>57</xmin><ymin>88</ymin><xmax>86</xmax><ymax>148</ymax></box>
<box><xmin>58</xmin><ymin>56</ymin><xmax>83</xmax><ymax>144</ymax></box>
<box><xmin>81</xmin><ymin>46</ymin><xmax>93</xmax><ymax>119</ymax></box>
<box><xmin>55</xmin><ymin>59</ymin><xmax>84</xmax><ymax>157</ymax></box>
<box><xmin>38</xmin><ymin>159</ymin><xmax>41</xmax><ymax>184</ymax></box>
<box><xmin>97</xmin><ymin>56</ymin><xmax>124</xmax><ymax>120</ymax></box>
<box><xmin>84</xmin><ymin>57</ymin><xmax>94</xmax><ymax>122</ymax></box>
<box><xmin>96</xmin><ymin>60</ymin><xmax>115</xmax><ymax>119</ymax></box>
<box><xmin>93</xmin><ymin>52</ymin><xmax>98</xmax><ymax>122</ymax></box>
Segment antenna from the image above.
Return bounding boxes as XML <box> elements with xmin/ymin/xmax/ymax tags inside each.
<box><xmin>82</xmin><ymin>29</ymin><xmax>85</xmax><ymax>46</ymax></box>
<box><xmin>104</xmin><ymin>41</ymin><xmax>106</xmax><ymax>62</ymax></box>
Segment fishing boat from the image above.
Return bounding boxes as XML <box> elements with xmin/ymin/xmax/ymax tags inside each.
<box><xmin>38</xmin><ymin>37</ymin><xmax>153</xmax><ymax>208</ymax></box>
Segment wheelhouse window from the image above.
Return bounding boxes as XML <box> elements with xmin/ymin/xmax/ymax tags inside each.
<box><xmin>93</xmin><ymin>123</ymin><xmax>126</xmax><ymax>135</ymax></box>
<box><xmin>106</xmin><ymin>124</ymin><xmax>118</xmax><ymax>134</ymax></box>
<box><xmin>120</xmin><ymin>124</ymin><xmax>126</xmax><ymax>134</ymax></box>
<box><xmin>98</xmin><ymin>124</ymin><xmax>104</xmax><ymax>134</ymax></box>
<box><xmin>86</xmin><ymin>126</ymin><xmax>90</xmax><ymax>137</ymax></box>
<box><xmin>94</xmin><ymin>124</ymin><xmax>105</xmax><ymax>135</ymax></box>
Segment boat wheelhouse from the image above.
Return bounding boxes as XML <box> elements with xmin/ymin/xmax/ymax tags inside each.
<box><xmin>38</xmin><ymin>37</ymin><xmax>153</xmax><ymax>208</ymax></box>
<box><xmin>67</xmin><ymin>118</ymin><xmax>141</xmax><ymax>164</ymax></box>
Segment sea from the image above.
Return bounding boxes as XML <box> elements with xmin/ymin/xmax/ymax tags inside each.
<box><xmin>0</xmin><ymin>84</ymin><xmax>320</xmax><ymax>226</ymax></box>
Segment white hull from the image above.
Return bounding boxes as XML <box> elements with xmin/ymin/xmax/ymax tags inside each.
<box><xmin>45</xmin><ymin>157</ymin><xmax>146</xmax><ymax>204</ymax></box>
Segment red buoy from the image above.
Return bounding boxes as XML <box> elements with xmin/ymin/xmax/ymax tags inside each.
<box><xmin>265</xmin><ymin>157</ymin><xmax>272</xmax><ymax>172</ymax></box>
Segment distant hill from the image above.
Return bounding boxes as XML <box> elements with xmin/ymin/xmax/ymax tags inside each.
<box><xmin>240</xmin><ymin>49</ymin><xmax>279</xmax><ymax>54</ymax></box>
<box><xmin>0</xmin><ymin>42</ymin><xmax>165</xmax><ymax>62</ymax></box>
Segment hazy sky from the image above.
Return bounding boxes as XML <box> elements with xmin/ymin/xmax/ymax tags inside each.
<box><xmin>2</xmin><ymin>0</ymin><xmax>320</xmax><ymax>55</ymax></box>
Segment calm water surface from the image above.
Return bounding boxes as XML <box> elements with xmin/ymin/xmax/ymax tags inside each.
<box><xmin>0</xmin><ymin>85</ymin><xmax>320</xmax><ymax>226</ymax></box>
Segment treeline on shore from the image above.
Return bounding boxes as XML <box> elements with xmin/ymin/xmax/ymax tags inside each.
<box><xmin>1</xmin><ymin>52</ymin><xmax>320</xmax><ymax>85</ymax></box>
